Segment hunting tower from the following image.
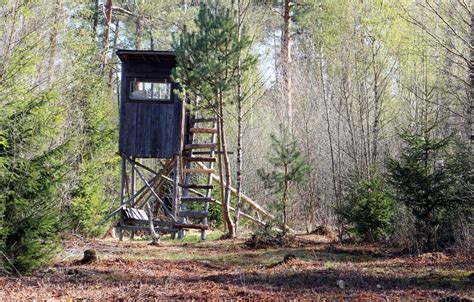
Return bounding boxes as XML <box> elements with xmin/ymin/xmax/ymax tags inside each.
<box><xmin>105</xmin><ymin>50</ymin><xmax>270</xmax><ymax>241</ymax></box>
<box><xmin>114</xmin><ymin>49</ymin><xmax>219</xmax><ymax>240</ymax></box>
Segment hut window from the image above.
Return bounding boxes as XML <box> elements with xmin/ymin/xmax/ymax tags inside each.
<box><xmin>129</xmin><ymin>79</ymin><xmax>171</xmax><ymax>101</ymax></box>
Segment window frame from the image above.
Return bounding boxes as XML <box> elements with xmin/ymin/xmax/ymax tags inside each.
<box><xmin>126</xmin><ymin>77</ymin><xmax>174</xmax><ymax>103</ymax></box>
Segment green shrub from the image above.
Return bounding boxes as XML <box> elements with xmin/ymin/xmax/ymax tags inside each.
<box><xmin>386</xmin><ymin>127</ymin><xmax>472</xmax><ymax>251</ymax></box>
<box><xmin>0</xmin><ymin>93</ymin><xmax>66</xmax><ymax>273</ymax></box>
<box><xmin>337</xmin><ymin>175</ymin><xmax>394</xmax><ymax>242</ymax></box>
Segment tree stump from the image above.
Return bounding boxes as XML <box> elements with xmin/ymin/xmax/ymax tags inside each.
<box><xmin>81</xmin><ymin>249</ymin><xmax>97</xmax><ymax>264</ymax></box>
<box><xmin>283</xmin><ymin>253</ymin><xmax>296</xmax><ymax>263</ymax></box>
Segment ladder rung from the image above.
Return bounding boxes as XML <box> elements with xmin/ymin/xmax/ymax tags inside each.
<box><xmin>174</xmin><ymin>223</ymin><xmax>209</xmax><ymax>230</ymax></box>
<box><xmin>183</xmin><ymin>156</ymin><xmax>216</xmax><ymax>162</ymax></box>
<box><xmin>178</xmin><ymin>210</ymin><xmax>208</xmax><ymax>218</ymax></box>
<box><xmin>185</xmin><ymin>143</ymin><xmax>217</xmax><ymax>150</ymax></box>
<box><xmin>179</xmin><ymin>183</ymin><xmax>214</xmax><ymax>190</ymax></box>
<box><xmin>183</xmin><ymin>168</ymin><xmax>215</xmax><ymax>174</ymax></box>
<box><xmin>192</xmin><ymin>117</ymin><xmax>218</xmax><ymax>123</ymax></box>
<box><xmin>181</xmin><ymin>196</ymin><xmax>212</xmax><ymax>203</ymax></box>
<box><xmin>189</xmin><ymin>128</ymin><xmax>218</xmax><ymax>134</ymax></box>
<box><xmin>193</xmin><ymin>151</ymin><xmax>233</xmax><ymax>155</ymax></box>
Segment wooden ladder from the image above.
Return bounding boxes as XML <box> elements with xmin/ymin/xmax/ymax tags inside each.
<box><xmin>178</xmin><ymin>115</ymin><xmax>218</xmax><ymax>240</ymax></box>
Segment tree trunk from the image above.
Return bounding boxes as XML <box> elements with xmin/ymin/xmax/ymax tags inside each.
<box><xmin>233</xmin><ymin>0</ymin><xmax>243</xmax><ymax>237</ymax></box>
<box><xmin>319</xmin><ymin>48</ymin><xmax>339</xmax><ymax>209</ymax></box>
<box><xmin>217</xmin><ymin>94</ymin><xmax>235</xmax><ymax>238</ymax></box>
<box><xmin>101</xmin><ymin>0</ymin><xmax>113</xmax><ymax>72</ymax></box>
<box><xmin>47</xmin><ymin>0</ymin><xmax>62</xmax><ymax>85</ymax></box>
<box><xmin>135</xmin><ymin>14</ymin><xmax>144</xmax><ymax>49</ymax></box>
<box><xmin>108</xmin><ymin>19</ymin><xmax>120</xmax><ymax>89</ymax></box>
<box><xmin>469</xmin><ymin>10</ymin><xmax>473</xmax><ymax>149</ymax></box>
<box><xmin>282</xmin><ymin>164</ymin><xmax>289</xmax><ymax>237</ymax></box>
<box><xmin>281</xmin><ymin>0</ymin><xmax>293</xmax><ymax>132</ymax></box>
<box><xmin>92</xmin><ymin>0</ymin><xmax>99</xmax><ymax>37</ymax></box>
<box><xmin>146</xmin><ymin>203</ymin><xmax>160</xmax><ymax>245</ymax></box>
<box><xmin>371</xmin><ymin>39</ymin><xmax>380</xmax><ymax>169</ymax></box>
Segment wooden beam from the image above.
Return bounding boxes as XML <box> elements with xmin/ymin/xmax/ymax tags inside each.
<box><xmin>197</xmin><ymin>162</ymin><xmax>272</xmax><ymax>218</ymax></box>
<box><xmin>192</xmin><ymin>150</ymin><xmax>234</xmax><ymax>155</ymax></box>
<box><xmin>179</xmin><ymin>183</ymin><xmax>213</xmax><ymax>190</ymax></box>
<box><xmin>189</xmin><ymin>128</ymin><xmax>218</xmax><ymax>134</ymax></box>
<box><xmin>183</xmin><ymin>156</ymin><xmax>216</xmax><ymax>162</ymax></box>
<box><xmin>196</xmin><ymin>163</ymin><xmax>293</xmax><ymax>232</ymax></box>
<box><xmin>174</xmin><ymin>223</ymin><xmax>209</xmax><ymax>230</ymax></box>
<box><xmin>192</xmin><ymin>117</ymin><xmax>218</xmax><ymax>123</ymax></box>
<box><xmin>130</xmin><ymin>160</ymin><xmax>177</xmax><ymax>222</ymax></box>
<box><xmin>172</xmin><ymin>155</ymin><xmax>180</xmax><ymax>219</ymax></box>
<box><xmin>119</xmin><ymin>158</ymin><xmax>126</xmax><ymax>241</ymax></box>
<box><xmin>180</xmin><ymin>196</ymin><xmax>212</xmax><ymax>203</ymax></box>
<box><xmin>98</xmin><ymin>173</ymin><xmax>160</xmax><ymax>226</ymax></box>
<box><xmin>120</xmin><ymin>225</ymin><xmax>174</xmax><ymax>233</ymax></box>
<box><xmin>132</xmin><ymin>159</ymin><xmax>174</xmax><ymax>209</ymax></box>
<box><xmin>184</xmin><ymin>168</ymin><xmax>215</xmax><ymax>174</ymax></box>
<box><xmin>161</xmin><ymin>175</ymin><xmax>266</xmax><ymax>227</ymax></box>
<box><xmin>185</xmin><ymin>143</ymin><xmax>218</xmax><ymax>150</ymax></box>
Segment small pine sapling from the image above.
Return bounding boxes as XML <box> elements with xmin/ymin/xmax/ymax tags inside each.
<box><xmin>258</xmin><ymin>125</ymin><xmax>311</xmax><ymax>236</ymax></box>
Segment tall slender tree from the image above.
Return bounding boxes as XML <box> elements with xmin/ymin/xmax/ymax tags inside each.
<box><xmin>173</xmin><ymin>4</ymin><xmax>256</xmax><ymax>238</ymax></box>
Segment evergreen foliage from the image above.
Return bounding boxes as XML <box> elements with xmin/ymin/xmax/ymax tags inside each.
<box><xmin>65</xmin><ymin>26</ymin><xmax>119</xmax><ymax>237</ymax></box>
<box><xmin>173</xmin><ymin>3</ymin><xmax>258</xmax><ymax>237</ymax></box>
<box><xmin>386</xmin><ymin>125</ymin><xmax>472</xmax><ymax>250</ymax></box>
<box><xmin>0</xmin><ymin>48</ymin><xmax>66</xmax><ymax>273</ymax></box>
<box><xmin>172</xmin><ymin>3</ymin><xmax>256</xmax><ymax>108</ymax></box>
<box><xmin>337</xmin><ymin>174</ymin><xmax>394</xmax><ymax>242</ymax></box>
<box><xmin>258</xmin><ymin>125</ymin><xmax>311</xmax><ymax>234</ymax></box>
<box><xmin>0</xmin><ymin>3</ymin><xmax>119</xmax><ymax>273</ymax></box>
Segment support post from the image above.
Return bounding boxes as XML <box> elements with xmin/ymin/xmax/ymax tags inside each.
<box><xmin>130</xmin><ymin>158</ymin><xmax>136</xmax><ymax>240</ymax></box>
<box><xmin>171</xmin><ymin>155</ymin><xmax>180</xmax><ymax>239</ymax></box>
<box><xmin>119</xmin><ymin>157</ymin><xmax>127</xmax><ymax>241</ymax></box>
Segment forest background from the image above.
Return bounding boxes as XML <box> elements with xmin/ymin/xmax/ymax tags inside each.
<box><xmin>0</xmin><ymin>0</ymin><xmax>472</xmax><ymax>273</ymax></box>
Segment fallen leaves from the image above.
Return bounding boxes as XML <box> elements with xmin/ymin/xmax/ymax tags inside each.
<box><xmin>0</xmin><ymin>235</ymin><xmax>472</xmax><ymax>300</ymax></box>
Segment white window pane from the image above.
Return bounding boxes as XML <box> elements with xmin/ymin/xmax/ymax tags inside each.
<box><xmin>130</xmin><ymin>81</ymin><xmax>171</xmax><ymax>100</ymax></box>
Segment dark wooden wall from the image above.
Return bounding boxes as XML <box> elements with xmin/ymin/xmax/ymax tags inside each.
<box><xmin>118</xmin><ymin>51</ymin><xmax>183</xmax><ymax>158</ymax></box>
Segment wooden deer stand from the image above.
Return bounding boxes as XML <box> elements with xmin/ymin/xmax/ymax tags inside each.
<box><xmin>104</xmin><ymin>50</ymin><xmax>272</xmax><ymax>241</ymax></box>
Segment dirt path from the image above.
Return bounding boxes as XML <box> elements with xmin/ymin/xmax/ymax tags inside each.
<box><xmin>0</xmin><ymin>234</ymin><xmax>472</xmax><ymax>300</ymax></box>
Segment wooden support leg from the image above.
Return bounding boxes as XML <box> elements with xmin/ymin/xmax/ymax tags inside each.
<box><xmin>177</xmin><ymin>203</ymin><xmax>187</xmax><ymax>240</ymax></box>
<box><xmin>172</xmin><ymin>155</ymin><xmax>180</xmax><ymax>239</ymax></box>
<box><xmin>129</xmin><ymin>158</ymin><xmax>136</xmax><ymax>240</ymax></box>
<box><xmin>178</xmin><ymin>156</ymin><xmax>191</xmax><ymax>240</ymax></box>
<box><xmin>119</xmin><ymin>157</ymin><xmax>127</xmax><ymax>241</ymax></box>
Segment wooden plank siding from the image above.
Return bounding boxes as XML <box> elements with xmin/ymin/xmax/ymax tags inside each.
<box><xmin>117</xmin><ymin>50</ymin><xmax>183</xmax><ymax>159</ymax></box>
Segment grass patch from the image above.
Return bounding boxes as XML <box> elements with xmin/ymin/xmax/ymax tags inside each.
<box><xmin>160</xmin><ymin>230</ymin><xmax>223</xmax><ymax>243</ymax></box>
<box><xmin>323</xmin><ymin>261</ymin><xmax>337</xmax><ymax>269</ymax></box>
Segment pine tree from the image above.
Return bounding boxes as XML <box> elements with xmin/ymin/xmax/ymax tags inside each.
<box><xmin>0</xmin><ymin>50</ymin><xmax>67</xmax><ymax>273</ymax></box>
<box><xmin>386</xmin><ymin>124</ymin><xmax>471</xmax><ymax>250</ymax></box>
<box><xmin>257</xmin><ymin>125</ymin><xmax>311</xmax><ymax>235</ymax></box>
<box><xmin>337</xmin><ymin>174</ymin><xmax>394</xmax><ymax>242</ymax></box>
<box><xmin>173</xmin><ymin>3</ymin><xmax>256</xmax><ymax>238</ymax></box>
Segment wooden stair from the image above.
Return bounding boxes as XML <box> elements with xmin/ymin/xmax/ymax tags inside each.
<box><xmin>183</xmin><ymin>168</ymin><xmax>215</xmax><ymax>174</ymax></box>
<box><xmin>183</xmin><ymin>156</ymin><xmax>216</xmax><ymax>163</ymax></box>
<box><xmin>189</xmin><ymin>128</ymin><xmax>218</xmax><ymax>134</ymax></box>
<box><xmin>179</xmin><ymin>183</ymin><xmax>214</xmax><ymax>190</ymax></box>
<box><xmin>177</xmin><ymin>115</ymin><xmax>218</xmax><ymax>240</ymax></box>
<box><xmin>192</xmin><ymin>117</ymin><xmax>218</xmax><ymax>123</ymax></box>
<box><xmin>181</xmin><ymin>196</ymin><xmax>212</xmax><ymax>203</ymax></box>
<box><xmin>185</xmin><ymin>143</ymin><xmax>217</xmax><ymax>150</ymax></box>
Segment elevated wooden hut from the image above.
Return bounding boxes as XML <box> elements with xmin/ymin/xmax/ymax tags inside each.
<box><xmin>106</xmin><ymin>50</ymin><xmax>271</xmax><ymax>240</ymax></box>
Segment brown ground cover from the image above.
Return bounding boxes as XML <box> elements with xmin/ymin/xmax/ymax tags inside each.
<box><xmin>0</xmin><ymin>233</ymin><xmax>472</xmax><ymax>301</ymax></box>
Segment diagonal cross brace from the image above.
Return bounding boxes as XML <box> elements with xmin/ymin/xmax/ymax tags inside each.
<box><xmin>130</xmin><ymin>159</ymin><xmax>177</xmax><ymax>222</ymax></box>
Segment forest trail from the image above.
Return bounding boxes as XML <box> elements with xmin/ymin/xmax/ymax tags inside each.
<box><xmin>0</xmin><ymin>233</ymin><xmax>472</xmax><ymax>300</ymax></box>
